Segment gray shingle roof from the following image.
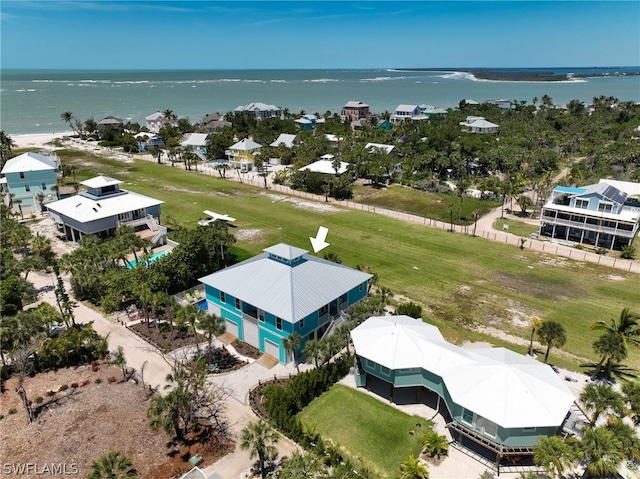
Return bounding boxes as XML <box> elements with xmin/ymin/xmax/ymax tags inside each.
<box><xmin>199</xmin><ymin>245</ymin><xmax>372</xmax><ymax>323</ymax></box>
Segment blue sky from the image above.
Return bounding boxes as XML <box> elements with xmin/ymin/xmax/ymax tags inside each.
<box><xmin>1</xmin><ymin>1</ymin><xmax>638</xmax><ymax>69</ymax></box>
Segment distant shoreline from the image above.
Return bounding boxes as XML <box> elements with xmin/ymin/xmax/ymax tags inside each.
<box><xmin>395</xmin><ymin>68</ymin><xmax>640</xmax><ymax>82</ymax></box>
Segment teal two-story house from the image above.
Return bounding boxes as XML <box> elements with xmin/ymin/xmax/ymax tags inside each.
<box><xmin>1</xmin><ymin>152</ymin><xmax>60</xmax><ymax>215</ymax></box>
<box><xmin>199</xmin><ymin>243</ymin><xmax>372</xmax><ymax>363</ymax></box>
<box><xmin>351</xmin><ymin>316</ymin><xmax>575</xmax><ymax>466</ymax></box>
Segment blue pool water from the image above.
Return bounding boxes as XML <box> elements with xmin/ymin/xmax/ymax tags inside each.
<box><xmin>126</xmin><ymin>250</ymin><xmax>170</xmax><ymax>269</ymax></box>
<box><xmin>197</xmin><ymin>300</ymin><xmax>207</xmax><ymax>310</ymax></box>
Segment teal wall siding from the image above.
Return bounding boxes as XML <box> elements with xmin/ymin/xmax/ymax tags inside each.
<box><xmin>5</xmin><ymin>169</ymin><xmax>57</xmax><ymax>212</ymax></box>
<box><xmin>348</xmin><ymin>283</ymin><xmax>368</xmax><ymax>304</ymax></box>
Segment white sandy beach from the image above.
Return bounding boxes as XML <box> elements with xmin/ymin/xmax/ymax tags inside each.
<box><xmin>12</xmin><ymin>131</ymin><xmax>73</xmax><ymax>149</ymax></box>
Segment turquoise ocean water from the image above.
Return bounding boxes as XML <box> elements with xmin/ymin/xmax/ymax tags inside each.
<box><xmin>1</xmin><ymin>68</ymin><xmax>639</xmax><ymax>135</ymax></box>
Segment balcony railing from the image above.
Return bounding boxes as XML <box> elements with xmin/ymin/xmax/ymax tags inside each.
<box><xmin>542</xmin><ymin>217</ymin><xmax>635</xmax><ymax>238</ymax></box>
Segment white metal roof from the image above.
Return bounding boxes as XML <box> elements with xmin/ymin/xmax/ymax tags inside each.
<box><xmin>299</xmin><ymin>160</ymin><xmax>350</xmax><ymax>175</ymax></box>
<box><xmin>228</xmin><ymin>138</ymin><xmax>262</xmax><ymax>151</ymax></box>
<box><xmin>180</xmin><ymin>133</ymin><xmax>209</xmax><ymax>147</ymax></box>
<box><xmin>199</xmin><ymin>244</ymin><xmax>372</xmax><ymax>323</ymax></box>
<box><xmin>81</xmin><ymin>175</ymin><xmax>123</xmax><ymax>188</ymax></box>
<box><xmin>365</xmin><ymin>143</ymin><xmax>395</xmax><ymax>154</ymax></box>
<box><xmin>395</xmin><ymin>104</ymin><xmax>419</xmax><ymax>113</ymax></box>
<box><xmin>270</xmin><ymin>133</ymin><xmax>297</xmax><ymax>148</ymax></box>
<box><xmin>1</xmin><ymin>152</ymin><xmax>57</xmax><ymax>174</ymax></box>
<box><xmin>46</xmin><ymin>189</ymin><xmax>163</xmax><ymax>223</ymax></box>
<box><xmin>146</xmin><ymin>111</ymin><xmax>166</xmax><ymax>120</ymax></box>
<box><xmin>599</xmin><ymin>179</ymin><xmax>640</xmax><ymax>196</ymax></box>
<box><xmin>234</xmin><ymin>102</ymin><xmax>281</xmax><ymax>112</ymax></box>
<box><xmin>264</xmin><ymin>243</ymin><xmax>308</xmax><ymax>259</ymax></box>
<box><xmin>351</xmin><ymin>316</ymin><xmax>574</xmax><ymax>429</ymax></box>
<box><xmin>344</xmin><ymin>101</ymin><xmax>369</xmax><ymax>108</ymax></box>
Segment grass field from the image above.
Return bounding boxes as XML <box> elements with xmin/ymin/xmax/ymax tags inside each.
<box><xmin>494</xmin><ymin>218</ymin><xmax>540</xmax><ymax>238</ymax></box>
<box><xmin>49</xmin><ymin>149</ymin><xmax>640</xmax><ymax>374</ymax></box>
<box><xmin>352</xmin><ymin>184</ymin><xmax>500</xmax><ymax>225</ymax></box>
<box><xmin>298</xmin><ymin>385</ymin><xmax>428</xmax><ymax>479</ymax></box>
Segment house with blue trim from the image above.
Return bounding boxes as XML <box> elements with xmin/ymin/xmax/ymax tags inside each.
<box><xmin>539</xmin><ymin>179</ymin><xmax>640</xmax><ymax>249</ymax></box>
<box><xmin>351</xmin><ymin>316</ymin><xmax>575</xmax><ymax>466</ymax></box>
<box><xmin>199</xmin><ymin>243</ymin><xmax>372</xmax><ymax>363</ymax></box>
<box><xmin>1</xmin><ymin>152</ymin><xmax>60</xmax><ymax>215</ymax></box>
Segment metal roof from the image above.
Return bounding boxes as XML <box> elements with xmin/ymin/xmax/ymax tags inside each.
<box><xmin>264</xmin><ymin>243</ymin><xmax>308</xmax><ymax>259</ymax></box>
<box><xmin>1</xmin><ymin>152</ymin><xmax>57</xmax><ymax>174</ymax></box>
<box><xmin>46</xmin><ymin>189</ymin><xmax>163</xmax><ymax>223</ymax></box>
<box><xmin>351</xmin><ymin>316</ymin><xmax>575</xmax><ymax>429</ymax></box>
<box><xmin>299</xmin><ymin>160</ymin><xmax>350</xmax><ymax>175</ymax></box>
<box><xmin>228</xmin><ymin>138</ymin><xmax>262</xmax><ymax>151</ymax></box>
<box><xmin>81</xmin><ymin>175</ymin><xmax>122</xmax><ymax>188</ymax></box>
<box><xmin>199</xmin><ymin>246</ymin><xmax>372</xmax><ymax>323</ymax></box>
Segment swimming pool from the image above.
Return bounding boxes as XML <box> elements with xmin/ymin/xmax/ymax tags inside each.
<box><xmin>126</xmin><ymin>250</ymin><xmax>170</xmax><ymax>269</ymax></box>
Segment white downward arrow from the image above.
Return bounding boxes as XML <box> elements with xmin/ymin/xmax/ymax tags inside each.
<box><xmin>309</xmin><ymin>226</ymin><xmax>330</xmax><ymax>253</ymax></box>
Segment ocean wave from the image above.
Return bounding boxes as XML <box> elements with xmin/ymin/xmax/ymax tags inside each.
<box><xmin>303</xmin><ymin>78</ymin><xmax>340</xmax><ymax>83</ymax></box>
<box><xmin>80</xmin><ymin>79</ymin><xmax>112</xmax><ymax>84</ymax></box>
<box><xmin>113</xmin><ymin>80</ymin><xmax>150</xmax><ymax>84</ymax></box>
<box><xmin>270</xmin><ymin>80</ymin><xmax>286</xmax><ymax>83</ymax></box>
<box><xmin>360</xmin><ymin>76</ymin><xmax>407</xmax><ymax>82</ymax></box>
<box><xmin>438</xmin><ymin>71</ymin><xmax>476</xmax><ymax>81</ymax></box>
<box><xmin>15</xmin><ymin>89</ymin><xmax>40</xmax><ymax>92</ymax></box>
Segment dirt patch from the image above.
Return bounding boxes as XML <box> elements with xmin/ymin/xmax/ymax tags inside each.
<box><xmin>0</xmin><ymin>363</ymin><xmax>233</xmax><ymax>479</ymax></box>
<box><xmin>606</xmin><ymin>274</ymin><xmax>626</xmax><ymax>281</ymax></box>
<box><xmin>129</xmin><ymin>321</ymin><xmax>207</xmax><ymax>353</ymax></box>
<box><xmin>235</xmin><ymin>229</ymin><xmax>264</xmax><ymax>242</ymax></box>
<box><xmin>263</xmin><ymin>193</ymin><xmax>342</xmax><ymax>213</ymax></box>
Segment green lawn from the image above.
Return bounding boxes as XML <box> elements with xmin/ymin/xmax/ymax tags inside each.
<box><xmin>47</xmin><ymin>149</ymin><xmax>640</xmax><ymax>373</ymax></box>
<box><xmin>352</xmin><ymin>184</ymin><xmax>500</xmax><ymax>225</ymax></box>
<box><xmin>298</xmin><ymin>385</ymin><xmax>428</xmax><ymax>479</ymax></box>
<box><xmin>494</xmin><ymin>218</ymin><xmax>540</xmax><ymax>238</ymax></box>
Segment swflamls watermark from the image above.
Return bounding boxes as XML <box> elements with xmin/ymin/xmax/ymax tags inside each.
<box><xmin>3</xmin><ymin>464</ymin><xmax>79</xmax><ymax>475</ymax></box>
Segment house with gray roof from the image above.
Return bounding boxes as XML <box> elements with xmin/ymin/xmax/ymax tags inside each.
<box><xmin>46</xmin><ymin>175</ymin><xmax>166</xmax><ymax>244</ymax></box>
<box><xmin>234</xmin><ymin>102</ymin><xmax>282</xmax><ymax>120</ymax></box>
<box><xmin>341</xmin><ymin>101</ymin><xmax>371</xmax><ymax>122</ymax></box>
<box><xmin>539</xmin><ymin>179</ymin><xmax>640</xmax><ymax>249</ymax></box>
<box><xmin>199</xmin><ymin>243</ymin><xmax>372</xmax><ymax>363</ymax></box>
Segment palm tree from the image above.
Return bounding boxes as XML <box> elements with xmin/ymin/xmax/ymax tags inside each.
<box><xmin>536</xmin><ymin>320</ymin><xmax>567</xmax><ymax>363</ymax></box>
<box><xmin>621</xmin><ymin>381</ymin><xmax>640</xmax><ymax>425</ymax></box>
<box><xmin>575</xmin><ymin>426</ymin><xmax>624</xmax><ymax>478</ymax></box>
<box><xmin>282</xmin><ymin>332</ymin><xmax>301</xmax><ymax>373</ymax></box>
<box><xmin>280</xmin><ymin>450</ymin><xmax>326</xmax><ymax>479</ymax></box>
<box><xmin>591</xmin><ymin>307</ymin><xmax>640</xmax><ymax>353</ymax></box>
<box><xmin>604</xmin><ymin>419</ymin><xmax>640</xmax><ymax>462</ymax></box>
<box><xmin>528</xmin><ymin>316</ymin><xmax>544</xmax><ymax>356</ymax></box>
<box><xmin>87</xmin><ymin>451</ymin><xmax>136</xmax><ymax>479</ymax></box>
<box><xmin>303</xmin><ymin>339</ymin><xmax>323</xmax><ymax>367</ymax></box>
<box><xmin>0</xmin><ymin>130</ymin><xmax>16</xmax><ymax>168</ymax></box>
<box><xmin>579</xmin><ymin>383</ymin><xmax>626</xmax><ymax>425</ymax></box>
<box><xmin>533</xmin><ymin>435</ymin><xmax>575</xmax><ymax>478</ymax></box>
<box><xmin>240</xmin><ymin>420</ymin><xmax>279</xmax><ymax>479</ymax></box>
<box><xmin>110</xmin><ymin>346</ymin><xmax>128</xmax><ymax>380</ymax></box>
<box><xmin>422</xmin><ymin>430</ymin><xmax>449</xmax><ymax>459</ymax></box>
<box><xmin>400</xmin><ymin>454</ymin><xmax>429</xmax><ymax>479</ymax></box>
<box><xmin>591</xmin><ymin>331</ymin><xmax>627</xmax><ymax>380</ymax></box>
<box><xmin>60</xmin><ymin>111</ymin><xmax>76</xmax><ymax>135</ymax></box>
<box><xmin>197</xmin><ymin>312</ymin><xmax>223</xmax><ymax>350</ymax></box>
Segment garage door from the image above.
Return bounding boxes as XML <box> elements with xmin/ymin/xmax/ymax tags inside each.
<box><xmin>243</xmin><ymin>318</ymin><xmax>259</xmax><ymax>348</ymax></box>
<box><xmin>264</xmin><ymin>339</ymin><xmax>280</xmax><ymax>361</ymax></box>
<box><xmin>225</xmin><ymin>319</ymin><xmax>239</xmax><ymax>339</ymax></box>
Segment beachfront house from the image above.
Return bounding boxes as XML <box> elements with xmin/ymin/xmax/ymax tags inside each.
<box><xmin>199</xmin><ymin>244</ymin><xmax>372</xmax><ymax>363</ymax></box>
<box><xmin>200</xmin><ymin>113</ymin><xmax>231</xmax><ymax>133</ymax></box>
<box><xmin>145</xmin><ymin>111</ymin><xmax>177</xmax><ymax>133</ymax></box>
<box><xmin>486</xmin><ymin>99</ymin><xmax>512</xmax><ymax>111</ymax></box>
<box><xmin>225</xmin><ymin>137</ymin><xmax>262</xmax><ymax>171</ymax></box>
<box><xmin>341</xmin><ymin>101</ymin><xmax>371</xmax><ymax>122</ymax></box>
<box><xmin>351</xmin><ymin>315</ymin><xmax>575</xmax><ymax>466</ymax></box>
<box><xmin>365</xmin><ymin>142</ymin><xmax>396</xmax><ymax>156</ymax></box>
<box><xmin>295</xmin><ymin>114</ymin><xmax>323</xmax><ymax>131</ymax></box>
<box><xmin>1</xmin><ymin>152</ymin><xmax>60</xmax><ymax>215</ymax></box>
<box><xmin>46</xmin><ymin>175</ymin><xmax>166</xmax><ymax>245</ymax></box>
<box><xmin>419</xmin><ymin>105</ymin><xmax>448</xmax><ymax>118</ymax></box>
<box><xmin>539</xmin><ymin>179</ymin><xmax>640</xmax><ymax>250</ymax></box>
<box><xmin>459</xmin><ymin>116</ymin><xmax>499</xmax><ymax>134</ymax></box>
<box><xmin>234</xmin><ymin>102</ymin><xmax>282</xmax><ymax>120</ymax></box>
<box><xmin>96</xmin><ymin>116</ymin><xmax>124</xmax><ymax>134</ymax></box>
<box><xmin>134</xmin><ymin>132</ymin><xmax>164</xmax><ymax>151</ymax></box>
<box><xmin>390</xmin><ymin>104</ymin><xmax>425</xmax><ymax>123</ymax></box>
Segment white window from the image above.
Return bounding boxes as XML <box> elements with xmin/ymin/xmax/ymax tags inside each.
<box><xmin>575</xmin><ymin>199</ymin><xmax>589</xmax><ymax>209</ymax></box>
<box><xmin>481</xmin><ymin>418</ymin><xmax>498</xmax><ymax>438</ymax></box>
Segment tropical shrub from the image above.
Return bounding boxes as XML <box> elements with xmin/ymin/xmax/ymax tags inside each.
<box><xmin>397</xmin><ymin>302</ymin><xmax>423</xmax><ymax>319</ymax></box>
<box><xmin>621</xmin><ymin>244</ymin><xmax>636</xmax><ymax>260</ymax></box>
<box><xmin>422</xmin><ymin>430</ymin><xmax>449</xmax><ymax>459</ymax></box>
